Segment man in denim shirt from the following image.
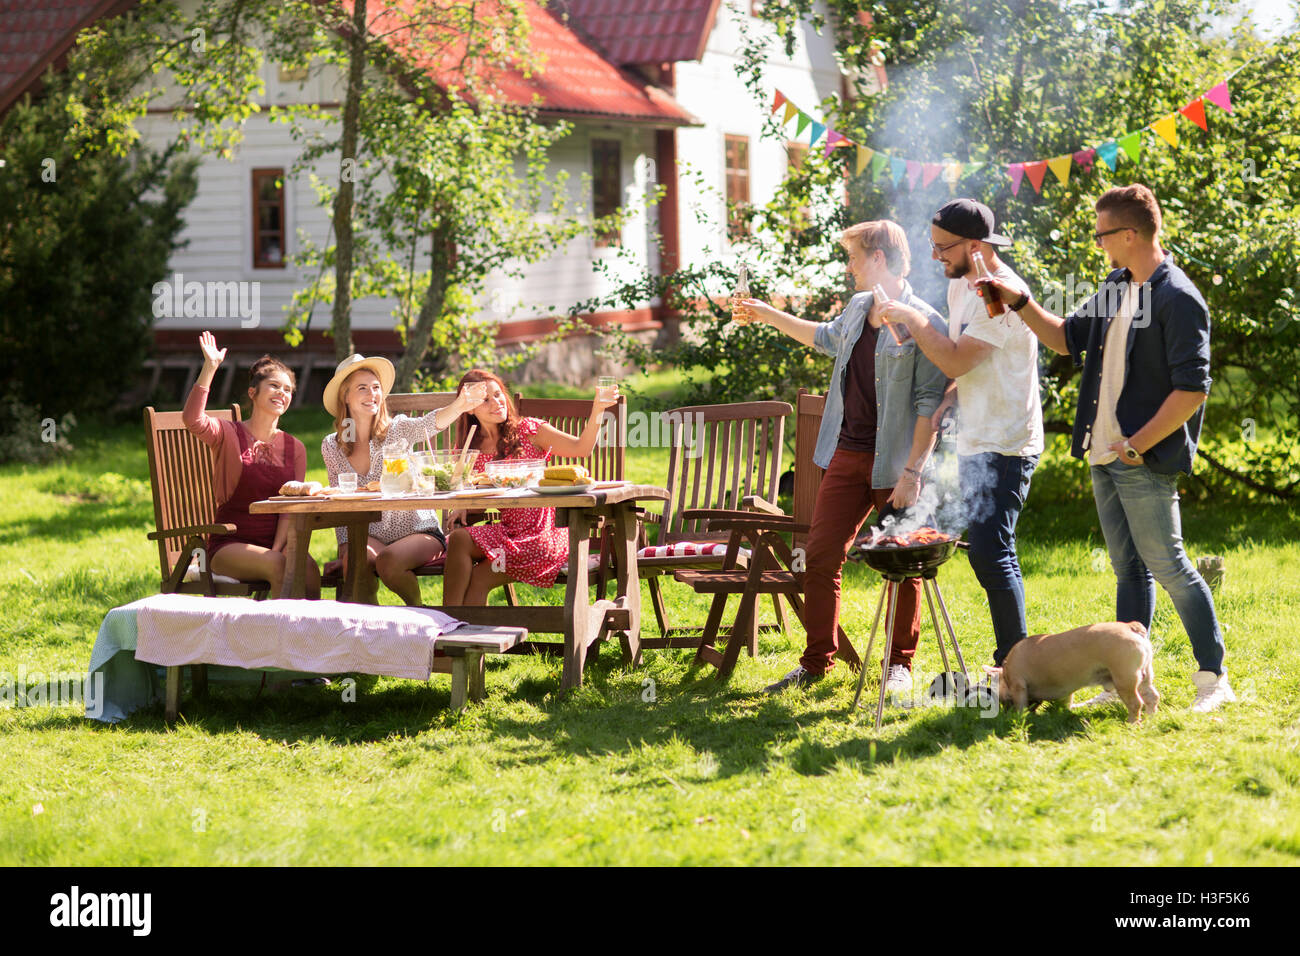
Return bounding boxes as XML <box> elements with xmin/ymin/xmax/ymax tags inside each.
<box><xmin>980</xmin><ymin>184</ymin><xmax>1233</xmax><ymax>713</ymax></box>
<box><xmin>737</xmin><ymin>221</ymin><xmax>949</xmax><ymax>694</ymax></box>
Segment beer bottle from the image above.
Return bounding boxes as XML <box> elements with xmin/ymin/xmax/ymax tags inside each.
<box><xmin>731</xmin><ymin>264</ymin><xmax>750</xmax><ymax>324</ymax></box>
<box><xmin>970</xmin><ymin>250</ymin><xmax>1004</xmax><ymax>318</ymax></box>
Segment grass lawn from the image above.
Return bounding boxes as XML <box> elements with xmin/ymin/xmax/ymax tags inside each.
<box><xmin>2</xmin><ymin>370</ymin><xmax>1298</xmax><ymax>865</ymax></box>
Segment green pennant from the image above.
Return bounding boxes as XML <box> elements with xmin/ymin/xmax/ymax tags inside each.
<box><xmin>1118</xmin><ymin>131</ymin><xmax>1142</xmax><ymax>164</ymax></box>
<box><xmin>964</xmin><ymin>162</ymin><xmax>985</xmax><ymax>177</ymax></box>
<box><xmin>795</xmin><ymin>111</ymin><xmax>812</xmax><ymax>137</ymax></box>
<box><xmin>870</xmin><ymin>151</ymin><xmax>890</xmax><ymax>181</ymax></box>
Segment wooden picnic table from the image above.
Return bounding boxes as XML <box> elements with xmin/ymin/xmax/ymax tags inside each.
<box><xmin>250</xmin><ymin>483</ymin><xmax>669</xmax><ymax>690</ymax></box>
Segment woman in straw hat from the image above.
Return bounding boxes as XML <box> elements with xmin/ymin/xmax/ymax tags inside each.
<box><xmin>321</xmin><ymin>353</ymin><xmax>488</xmax><ymax>605</ymax></box>
<box><xmin>183</xmin><ymin>331</ymin><xmax>320</xmax><ymax>597</ymax></box>
<box><xmin>442</xmin><ymin>368</ymin><xmax>619</xmax><ymax>605</ymax></box>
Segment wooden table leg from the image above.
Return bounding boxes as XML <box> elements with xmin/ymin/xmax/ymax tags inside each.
<box><xmin>342</xmin><ymin>518</ymin><xmax>376</xmax><ymax>604</ymax></box>
<box><xmin>467</xmin><ymin>650</ymin><xmax>486</xmax><ymax>703</ymax></box>
<box><xmin>450</xmin><ymin>655</ymin><xmax>468</xmax><ymax>711</ymax></box>
<box><xmin>560</xmin><ymin>508</ymin><xmax>593</xmax><ymax>691</ymax></box>
<box><xmin>613</xmin><ymin>503</ymin><xmax>642</xmax><ymax>668</ymax></box>
<box><xmin>279</xmin><ymin>516</ymin><xmax>310</xmax><ymax>599</ymax></box>
<box><xmin>165</xmin><ymin>666</ymin><xmax>181</xmax><ymax>722</ymax></box>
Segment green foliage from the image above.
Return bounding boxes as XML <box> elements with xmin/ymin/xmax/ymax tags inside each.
<box><xmin>0</xmin><ymin>396</ymin><xmax>74</xmax><ymax>466</ymax></box>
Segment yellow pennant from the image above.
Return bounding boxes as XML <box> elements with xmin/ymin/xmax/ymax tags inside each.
<box><xmin>1151</xmin><ymin>113</ymin><xmax>1179</xmax><ymax>148</ymax></box>
<box><xmin>782</xmin><ymin>102</ymin><xmax>799</xmax><ymax>125</ymax></box>
<box><xmin>945</xmin><ymin>162</ymin><xmax>964</xmax><ymax>192</ymax></box>
<box><xmin>1046</xmin><ymin>154</ymin><xmax>1072</xmax><ymax>185</ymax></box>
<box><xmin>856</xmin><ymin>145</ymin><xmax>874</xmax><ymax>175</ymax></box>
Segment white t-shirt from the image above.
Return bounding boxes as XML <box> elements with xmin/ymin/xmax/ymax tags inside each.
<box><xmin>946</xmin><ymin>262</ymin><xmax>1044</xmax><ymax>457</ymax></box>
<box><xmin>1088</xmin><ymin>281</ymin><xmax>1138</xmax><ymax>466</ymax></box>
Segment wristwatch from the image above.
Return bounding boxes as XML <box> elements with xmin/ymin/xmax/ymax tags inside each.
<box><xmin>1122</xmin><ymin>439</ymin><xmax>1141</xmax><ymax>462</ymax></box>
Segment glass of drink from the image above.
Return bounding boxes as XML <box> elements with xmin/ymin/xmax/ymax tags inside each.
<box><xmin>338</xmin><ymin>472</ymin><xmax>358</xmax><ymax>493</ymax></box>
<box><xmin>597</xmin><ymin>376</ymin><xmax>618</xmax><ymax>403</ymax></box>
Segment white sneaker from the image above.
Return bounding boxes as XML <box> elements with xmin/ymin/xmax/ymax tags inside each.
<box><xmin>884</xmin><ymin>664</ymin><xmax>913</xmax><ymax>698</ymax></box>
<box><xmin>1189</xmin><ymin>670</ymin><xmax>1236</xmax><ymax>713</ymax></box>
<box><xmin>1074</xmin><ymin>688</ymin><xmax>1120</xmax><ymax>709</ymax></box>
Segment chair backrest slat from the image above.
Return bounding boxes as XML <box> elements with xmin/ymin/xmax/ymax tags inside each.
<box><xmin>385</xmin><ymin>392</ymin><xmax>459</xmax><ymax>452</ymax></box>
<box><xmin>792</xmin><ymin>389</ymin><xmax>828</xmax><ymax>546</ymax></box>
<box><xmin>513</xmin><ymin>395</ymin><xmax>626</xmax><ymax>481</ymax></box>
<box><xmin>660</xmin><ymin>400</ymin><xmax>793</xmax><ymax>544</ymax></box>
<box><xmin>145</xmin><ymin>405</ymin><xmax>240</xmax><ymax>581</ymax></box>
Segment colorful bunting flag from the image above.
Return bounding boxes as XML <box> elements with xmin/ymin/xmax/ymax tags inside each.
<box><xmin>809</xmin><ymin>121</ymin><xmax>826</xmax><ymax>146</ymax></box>
<box><xmin>795</xmin><ymin>111</ymin><xmax>811</xmax><ymax>136</ymax></box>
<box><xmin>1008</xmin><ymin>163</ymin><xmax>1026</xmax><ymax>196</ymax></box>
<box><xmin>1205</xmin><ymin>81</ymin><xmax>1233</xmax><ymax>113</ymax></box>
<box><xmin>1151</xmin><ymin>113</ymin><xmax>1179</xmax><ymax>149</ymax></box>
<box><xmin>965</xmin><ymin>162</ymin><xmax>985</xmax><ymax>177</ymax></box>
<box><xmin>1073</xmin><ymin>148</ymin><xmax>1096</xmax><ymax>172</ymax></box>
<box><xmin>824</xmin><ymin>130</ymin><xmax>845</xmax><ymax>157</ymax></box>
<box><xmin>782</xmin><ymin>102</ymin><xmax>799</xmax><ymax>125</ymax></box>
<box><xmin>856</xmin><ymin>145</ymin><xmax>874</xmax><ymax>175</ymax></box>
<box><xmin>1180</xmin><ymin>97</ymin><xmax>1208</xmax><ymax>131</ymax></box>
<box><xmin>906</xmin><ymin>160</ymin><xmax>924</xmax><ymax>189</ymax></box>
<box><xmin>922</xmin><ymin>163</ymin><xmax>943</xmax><ymax>187</ymax></box>
<box><xmin>1118</xmin><ymin>131</ymin><xmax>1142</xmax><ymax>164</ymax></box>
<box><xmin>772</xmin><ymin>89</ymin><xmax>788</xmax><ymax>114</ymax></box>
<box><xmin>1047</xmin><ymin>155</ymin><xmax>1072</xmax><ymax>185</ymax></box>
<box><xmin>944</xmin><ymin>162</ymin><xmax>964</xmax><ymax>191</ymax></box>
<box><xmin>1024</xmin><ymin>160</ymin><xmax>1049</xmax><ymax>193</ymax></box>
<box><xmin>870</xmin><ymin>152</ymin><xmax>890</xmax><ymax>181</ymax></box>
<box><xmin>889</xmin><ymin>156</ymin><xmax>906</xmax><ymax>186</ymax></box>
<box><xmin>1096</xmin><ymin>141</ymin><xmax>1119</xmax><ymax>170</ymax></box>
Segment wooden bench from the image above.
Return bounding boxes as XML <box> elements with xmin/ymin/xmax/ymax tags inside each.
<box><xmin>435</xmin><ymin>624</ymin><xmax>529</xmax><ymax>711</ymax></box>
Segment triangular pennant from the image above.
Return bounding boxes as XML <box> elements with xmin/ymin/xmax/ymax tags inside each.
<box><xmin>1073</xmin><ymin>148</ymin><xmax>1096</xmax><ymax>173</ymax></box>
<box><xmin>1096</xmin><ymin>141</ymin><xmax>1119</xmax><ymax>170</ymax></box>
<box><xmin>1151</xmin><ymin>113</ymin><xmax>1178</xmax><ymax>148</ymax></box>
<box><xmin>870</xmin><ymin>152</ymin><xmax>890</xmax><ymax>181</ymax></box>
<box><xmin>1205</xmin><ymin>81</ymin><xmax>1233</xmax><ymax>113</ymax></box>
<box><xmin>771</xmin><ymin>89</ymin><xmax>788</xmax><ymax>114</ymax></box>
<box><xmin>965</xmin><ymin>161</ymin><xmax>985</xmax><ymax>177</ymax></box>
<box><xmin>889</xmin><ymin>156</ymin><xmax>907</xmax><ymax>186</ymax></box>
<box><xmin>1024</xmin><ymin>160</ymin><xmax>1048</xmax><ymax>193</ymax></box>
<box><xmin>1180</xmin><ymin>97</ymin><xmax>1208</xmax><ymax>131</ymax></box>
<box><xmin>809</xmin><ymin>121</ymin><xmax>826</xmax><ymax>146</ymax></box>
<box><xmin>823</xmin><ymin>129</ymin><xmax>845</xmax><ymax>157</ymax></box>
<box><xmin>906</xmin><ymin>160</ymin><xmax>924</xmax><ymax>189</ymax></box>
<box><xmin>944</xmin><ymin>163</ymin><xmax>964</xmax><ymax>193</ymax></box>
<box><xmin>1046</xmin><ymin>154</ymin><xmax>1072</xmax><ymax>185</ymax></box>
<box><xmin>795</xmin><ymin>111</ymin><xmax>812</xmax><ymax>136</ymax></box>
<box><xmin>856</xmin><ymin>145</ymin><xmax>874</xmax><ymax>175</ymax></box>
<box><xmin>1007</xmin><ymin>162</ymin><xmax>1025</xmax><ymax>196</ymax></box>
<box><xmin>922</xmin><ymin>163</ymin><xmax>943</xmax><ymax>187</ymax></box>
<box><xmin>1117</xmin><ymin>131</ymin><xmax>1141</xmax><ymax>163</ymax></box>
<box><xmin>782</xmin><ymin>102</ymin><xmax>799</xmax><ymax>125</ymax></box>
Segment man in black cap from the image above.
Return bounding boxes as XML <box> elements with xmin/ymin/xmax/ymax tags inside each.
<box><xmin>880</xmin><ymin>199</ymin><xmax>1043</xmax><ymax>667</ymax></box>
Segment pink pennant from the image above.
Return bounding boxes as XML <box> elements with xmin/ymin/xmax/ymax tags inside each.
<box><xmin>823</xmin><ymin>129</ymin><xmax>845</xmax><ymax>157</ymax></box>
<box><xmin>921</xmin><ymin>163</ymin><xmax>943</xmax><ymax>187</ymax></box>
<box><xmin>1007</xmin><ymin>162</ymin><xmax>1025</xmax><ymax>196</ymax></box>
<box><xmin>1205</xmin><ymin>81</ymin><xmax>1233</xmax><ymax>113</ymax></box>
<box><xmin>1072</xmin><ymin>148</ymin><xmax>1096</xmax><ymax>173</ymax></box>
<box><xmin>906</xmin><ymin>160</ymin><xmax>923</xmax><ymax>189</ymax></box>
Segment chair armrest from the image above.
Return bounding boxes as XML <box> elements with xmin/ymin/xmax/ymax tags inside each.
<box><xmin>148</xmin><ymin>523</ymin><xmax>236</xmax><ymax>541</ymax></box>
<box><xmin>741</xmin><ymin>496</ymin><xmax>786</xmax><ymax>517</ymax></box>
<box><xmin>706</xmin><ymin>516</ymin><xmax>810</xmax><ymax>535</ymax></box>
<box><xmin>683</xmin><ymin>508</ymin><xmax>793</xmax><ymax>525</ymax></box>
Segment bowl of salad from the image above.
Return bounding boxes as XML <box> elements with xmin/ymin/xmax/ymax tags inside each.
<box><xmin>483</xmin><ymin>457</ymin><xmax>546</xmax><ymax>489</ymax></box>
<box><xmin>412</xmin><ymin>450</ymin><xmax>480</xmax><ymax>492</ymax></box>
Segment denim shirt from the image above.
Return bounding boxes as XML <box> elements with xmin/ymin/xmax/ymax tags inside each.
<box><xmin>1063</xmin><ymin>255</ymin><xmax>1212</xmax><ymax>476</ymax></box>
<box><xmin>812</xmin><ymin>283</ymin><xmax>950</xmax><ymax>487</ymax></box>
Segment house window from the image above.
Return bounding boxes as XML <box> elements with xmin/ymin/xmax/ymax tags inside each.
<box><xmin>591</xmin><ymin>139</ymin><xmax>622</xmax><ymax>248</ymax></box>
<box><xmin>724</xmin><ymin>134</ymin><xmax>750</xmax><ymax>240</ymax></box>
<box><xmin>252</xmin><ymin>168</ymin><xmax>286</xmax><ymax>268</ymax></box>
<box><xmin>278</xmin><ymin>63</ymin><xmax>308</xmax><ymax>83</ymax></box>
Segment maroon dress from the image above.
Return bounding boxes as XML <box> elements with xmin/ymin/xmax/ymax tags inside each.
<box><xmin>209</xmin><ymin>425</ymin><xmax>299</xmax><ymax>557</ymax></box>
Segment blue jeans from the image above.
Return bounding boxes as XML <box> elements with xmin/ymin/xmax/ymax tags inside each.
<box><xmin>958</xmin><ymin>453</ymin><xmax>1038</xmax><ymax>665</ymax></box>
<box><xmin>1090</xmin><ymin>460</ymin><xmax>1224</xmax><ymax>674</ymax></box>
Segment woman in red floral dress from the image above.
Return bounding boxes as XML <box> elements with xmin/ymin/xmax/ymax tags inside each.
<box><xmin>443</xmin><ymin>369</ymin><xmax>618</xmax><ymax>605</ymax></box>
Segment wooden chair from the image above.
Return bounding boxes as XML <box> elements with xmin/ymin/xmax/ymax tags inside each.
<box><xmin>144</xmin><ymin>405</ymin><xmax>272</xmax><ymax>702</ymax></box>
<box><xmin>671</xmin><ymin>390</ymin><xmax>860</xmax><ymax>677</ymax></box>
<box><xmin>637</xmin><ymin>399</ymin><xmax>792</xmax><ymax>650</ymax></box>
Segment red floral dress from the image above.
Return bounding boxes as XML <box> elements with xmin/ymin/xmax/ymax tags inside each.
<box><xmin>467</xmin><ymin>417</ymin><xmax>569</xmax><ymax>587</ymax></box>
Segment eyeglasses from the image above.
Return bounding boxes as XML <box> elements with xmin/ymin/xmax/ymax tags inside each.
<box><xmin>1094</xmin><ymin>226</ymin><xmax>1136</xmax><ymax>243</ymax></box>
<box><xmin>928</xmin><ymin>238</ymin><xmax>964</xmax><ymax>254</ymax></box>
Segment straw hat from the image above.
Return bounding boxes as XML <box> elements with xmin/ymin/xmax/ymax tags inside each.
<box><xmin>322</xmin><ymin>353</ymin><xmax>396</xmax><ymax>418</ymax></box>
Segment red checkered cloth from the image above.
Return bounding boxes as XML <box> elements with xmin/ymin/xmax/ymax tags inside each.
<box><xmin>637</xmin><ymin>542</ymin><xmax>751</xmax><ymax>561</ymax></box>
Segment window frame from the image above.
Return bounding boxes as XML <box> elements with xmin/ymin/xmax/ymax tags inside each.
<box><xmin>591</xmin><ymin>138</ymin><xmax>623</xmax><ymax>249</ymax></box>
<box><xmin>724</xmin><ymin>134</ymin><xmax>751</xmax><ymax>241</ymax></box>
<box><xmin>251</xmin><ymin>167</ymin><xmax>287</xmax><ymax>270</ymax></box>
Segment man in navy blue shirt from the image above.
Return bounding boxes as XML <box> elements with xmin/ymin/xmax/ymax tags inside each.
<box><xmin>980</xmin><ymin>184</ymin><xmax>1233</xmax><ymax>713</ymax></box>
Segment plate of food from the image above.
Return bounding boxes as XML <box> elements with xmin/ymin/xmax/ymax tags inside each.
<box><xmin>273</xmin><ymin>480</ymin><xmax>330</xmax><ymax>499</ymax></box>
<box><xmin>531</xmin><ymin>464</ymin><xmax>596</xmax><ymax>494</ymax></box>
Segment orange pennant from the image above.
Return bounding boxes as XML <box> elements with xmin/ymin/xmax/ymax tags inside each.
<box><xmin>772</xmin><ymin>89</ymin><xmax>787</xmax><ymax>114</ymax></box>
<box><xmin>1024</xmin><ymin>160</ymin><xmax>1048</xmax><ymax>193</ymax></box>
<box><xmin>1180</xmin><ymin>97</ymin><xmax>1208</xmax><ymax>131</ymax></box>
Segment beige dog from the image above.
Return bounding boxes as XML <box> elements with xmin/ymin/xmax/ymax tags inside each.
<box><xmin>984</xmin><ymin>622</ymin><xmax>1159</xmax><ymax>723</ymax></box>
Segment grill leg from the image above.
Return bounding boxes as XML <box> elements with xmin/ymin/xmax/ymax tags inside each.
<box><xmin>851</xmin><ymin>581</ymin><xmax>888</xmax><ymax>713</ymax></box>
<box><xmin>923</xmin><ymin>578</ymin><xmax>952</xmax><ymax>678</ymax></box>
<box><xmin>874</xmin><ymin>581</ymin><xmax>900</xmax><ymax>732</ymax></box>
<box><xmin>931</xmin><ymin>578</ymin><xmax>968</xmax><ymax>683</ymax></box>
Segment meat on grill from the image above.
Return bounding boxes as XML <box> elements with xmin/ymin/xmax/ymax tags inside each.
<box><xmin>866</xmin><ymin>526</ymin><xmax>955</xmax><ymax>549</ymax></box>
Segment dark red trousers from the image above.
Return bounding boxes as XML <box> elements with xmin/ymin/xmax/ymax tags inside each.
<box><xmin>798</xmin><ymin>447</ymin><xmax>921</xmax><ymax>675</ymax></box>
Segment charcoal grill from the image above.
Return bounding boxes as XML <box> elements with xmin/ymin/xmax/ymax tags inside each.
<box><xmin>850</xmin><ymin>535</ymin><xmax>969</xmax><ymax>730</ymax></box>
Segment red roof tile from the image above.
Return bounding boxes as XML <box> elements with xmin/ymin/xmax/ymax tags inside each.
<box><xmin>553</xmin><ymin>0</ymin><xmax>720</xmax><ymax>65</ymax></box>
<box><xmin>0</xmin><ymin>0</ymin><xmax>132</xmax><ymax>115</ymax></box>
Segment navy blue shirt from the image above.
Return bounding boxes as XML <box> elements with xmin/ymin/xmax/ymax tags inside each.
<box><xmin>1063</xmin><ymin>254</ymin><xmax>1212</xmax><ymax>476</ymax></box>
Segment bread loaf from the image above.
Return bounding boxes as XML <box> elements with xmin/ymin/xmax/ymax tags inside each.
<box><xmin>278</xmin><ymin>480</ymin><xmax>325</xmax><ymax>497</ymax></box>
